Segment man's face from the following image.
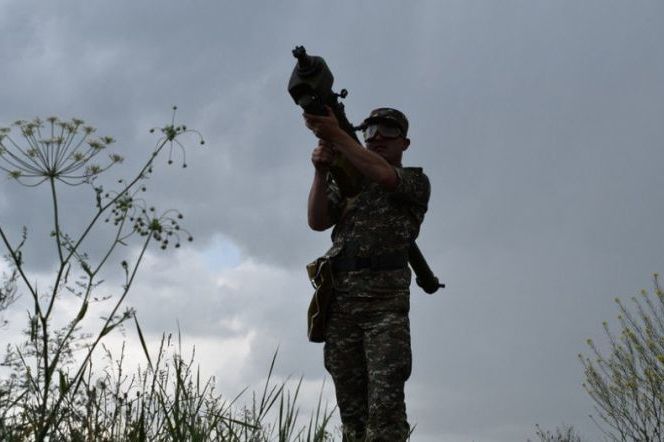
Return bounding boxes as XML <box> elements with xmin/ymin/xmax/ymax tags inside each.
<box><xmin>363</xmin><ymin>122</ymin><xmax>410</xmax><ymax>166</ymax></box>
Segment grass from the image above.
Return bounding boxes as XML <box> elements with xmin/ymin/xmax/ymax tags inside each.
<box><xmin>1</xmin><ymin>332</ymin><xmax>335</xmax><ymax>441</ymax></box>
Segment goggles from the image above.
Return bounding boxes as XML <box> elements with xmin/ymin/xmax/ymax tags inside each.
<box><xmin>362</xmin><ymin>123</ymin><xmax>403</xmax><ymax>142</ymax></box>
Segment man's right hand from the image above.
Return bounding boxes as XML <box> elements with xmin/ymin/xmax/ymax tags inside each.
<box><xmin>311</xmin><ymin>141</ymin><xmax>335</xmax><ymax>172</ymax></box>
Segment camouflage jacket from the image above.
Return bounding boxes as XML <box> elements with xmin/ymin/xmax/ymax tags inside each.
<box><xmin>325</xmin><ymin>166</ymin><xmax>430</xmax><ymax>297</ymax></box>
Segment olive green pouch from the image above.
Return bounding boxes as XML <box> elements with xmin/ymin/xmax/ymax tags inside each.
<box><xmin>306</xmin><ymin>257</ymin><xmax>334</xmax><ymax>343</ymax></box>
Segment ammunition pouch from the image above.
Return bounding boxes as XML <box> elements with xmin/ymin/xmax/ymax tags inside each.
<box><xmin>306</xmin><ymin>257</ymin><xmax>334</xmax><ymax>343</ymax></box>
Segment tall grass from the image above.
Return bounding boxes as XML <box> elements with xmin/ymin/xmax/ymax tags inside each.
<box><xmin>1</xmin><ymin>331</ymin><xmax>335</xmax><ymax>441</ymax></box>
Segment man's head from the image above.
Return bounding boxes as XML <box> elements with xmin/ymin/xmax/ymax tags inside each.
<box><xmin>360</xmin><ymin>107</ymin><xmax>410</xmax><ymax>166</ymax></box>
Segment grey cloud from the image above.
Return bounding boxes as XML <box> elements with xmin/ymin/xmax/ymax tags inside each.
<box><xmin>2</xmin><ymin>1</ymin><xmax>664</xmax><ymax>440</ymax></box>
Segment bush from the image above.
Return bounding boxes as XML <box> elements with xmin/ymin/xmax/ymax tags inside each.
<box><xmin>579</xmin><ymin>275</ymin><xmax>664</xmax><ymax>441</ymax></box>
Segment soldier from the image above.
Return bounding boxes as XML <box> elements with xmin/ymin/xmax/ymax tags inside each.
<box><xmin>304</xmin><ymin>107</ymin><xmax>430</xmax><ymax>441</ymax></box>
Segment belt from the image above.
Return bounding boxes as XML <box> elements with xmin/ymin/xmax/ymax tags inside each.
<box><xmin>331</xmin><ymin>252</ymin><xmax>408</xmax><ymax>272</ymax></box>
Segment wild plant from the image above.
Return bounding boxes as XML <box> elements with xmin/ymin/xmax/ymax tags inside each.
<box><xmin>580</xmin><ymin>274</ymin><xmax>664</xmax><ymax>441</ymax></box>
<box><xmin>0</xmin><ymin>109</ymin><xmax>203</xmax><ymax>440</ymax></box>
<box><xmin>0</xmin><ymin>110</ymin><xmax>335</xmax><ymax>441</ymax></box>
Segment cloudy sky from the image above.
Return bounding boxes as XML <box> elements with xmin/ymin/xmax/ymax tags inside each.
<box><xmin>1</xmin><ymin>1</ymin><xmax>664</xmax><ymax>440</ymax></box>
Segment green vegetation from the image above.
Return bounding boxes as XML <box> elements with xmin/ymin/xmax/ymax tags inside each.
<box><xmin>579</xmin><ymin>275</ymin><xmax>664</xmax><ymax>441</ymax></box>
<box><xmin>533</xmin><ymin>275</ymin><xmax>664</xmax><ymax>442</ymax></box>
<box><xmin>0</xmin><ymin>112</ymin><xmax>334</xmax><ymax>441</ymax></box>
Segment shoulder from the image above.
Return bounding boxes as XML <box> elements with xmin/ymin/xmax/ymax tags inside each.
<box><xmin>395</xmin><ymin>166</ymin><xmax>430</xmax><ymax>187</ymax></box>
<box><xmin>396</xmin><ymin>166</ymin><xmax>426</xmax><ymax>176</ymax></box>
<box><xmin>389</xmin><ymin>166</ymin><xmax>430</xmax><ymax>205</ymax></box>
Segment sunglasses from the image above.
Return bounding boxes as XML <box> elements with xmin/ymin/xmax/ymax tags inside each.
<box><xmin>362</xmin><ymin>123</ymin><xmax>403</xmax><ymax>142</ymax></box>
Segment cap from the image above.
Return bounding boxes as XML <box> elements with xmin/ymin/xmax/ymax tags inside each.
<box><xmin>361</xmin><ymin>107</ymin><xmax>409</xmax><ymax>137</ymax></box>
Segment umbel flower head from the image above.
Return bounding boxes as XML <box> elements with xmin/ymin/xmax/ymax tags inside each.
<box><xmin>0</xmin><ymin>117</ymin><xmax>123</xmax><ymax>186</ymax></box>
<box><xmin>102</xmin><ymin>184</ymin><xmax>194</xmax><ymax>250</ymax></box>
<box><xmin>148</xmin><ymin>106</ymin><xmax>205</xmax><ymax>170</ymax></box>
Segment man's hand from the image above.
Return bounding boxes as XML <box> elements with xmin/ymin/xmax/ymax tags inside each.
<box><xmin>303</xmin><ymin>107</ymin><xmax>346</xmax><ymax>143</ymax></box>
<box><xmin>308</xmin><ymin>140</ymin><xmax>336</xmax><ymax>231</ymax></box>
<box><xmin>311</xmin><ymin>141</ymin><xmax>335</xmax><ymax>172</ymax></box>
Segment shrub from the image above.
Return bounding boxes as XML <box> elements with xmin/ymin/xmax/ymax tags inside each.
<box><xmin>579</xmin><ymin>275</ymin><xmax>664</xmax><ymax>441</ymax></box>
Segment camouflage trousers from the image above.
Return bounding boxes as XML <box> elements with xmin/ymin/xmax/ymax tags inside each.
<box><xmin>324</xmin><ymin>295</ymin><xmax>412</xmax><ymax>442</ymax></box>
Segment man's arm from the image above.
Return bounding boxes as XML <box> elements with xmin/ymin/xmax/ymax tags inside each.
<box><xmin>307</xmin><ymin>141</ymin><xmax>336</xmax><ymax>231</ymax></box>
<box><xmin>303</xmin><ymin>109</ymin><xmax>398</xmax><ymax>191</ymax></box>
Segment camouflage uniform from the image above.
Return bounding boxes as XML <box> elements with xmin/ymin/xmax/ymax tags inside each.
<box><xmin>323</xmin><ymin>167</ymin><xmax>430</xmax><ymax>441</ymax></box>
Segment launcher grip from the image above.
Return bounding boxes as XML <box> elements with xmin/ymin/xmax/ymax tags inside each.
<box><xmin>409</xmin><ymin>242</ymin><xmax>445</xmax><ymax>294</ymax></box>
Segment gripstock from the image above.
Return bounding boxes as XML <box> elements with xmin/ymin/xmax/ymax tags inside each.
<box><xmin>288</xmin><ymin>45</ymin><xmax>444</xmax><ymax>294</ymax></box>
